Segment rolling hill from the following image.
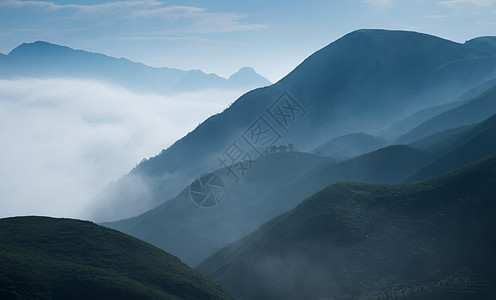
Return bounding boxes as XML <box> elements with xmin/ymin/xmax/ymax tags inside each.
<box><xmin>197</xmin><ymin>152</ymin><xmax>496</xmax><ymax>300</ymax></box>
<box><xmin>0</xmin><ymin>216</ymin><xmax>234</xmax><ymax>300</ymax></box>
<box><xmin>405</xmin><ymin>126</ymin><xmax>496</xmax><ymax>182</ymax></box>
<box><xmin>409</xmin><ymin>114</ymin><xmax>496</xmax><ymax>153</ymax></box>
<box><xmin>376</xmin><ymin>78</ymin><xmax>496</xmax><ymax>140</ymax></box>
<box><xmin>395</xmin><ymin>84</ymin><xmax>496</xmax><ymax>144</ymax></box>
<box><xmin>103</xmin><ymin>151</ymin><xmax>336</xmax><ymax>266</ymax></box>
<box><xmin>92</xmin><ymin>29</ymin><xmax>496</xmax><ymax>221</ymax></box>
<box><xmin>312</xmin><ymin>132</ymin><xmax>389</xmax><ymax>158</ymax></box>
<box><xmin>104</xmin><ymin>145</ymin><xmax>436</xmax><ymax>267</ymax></box>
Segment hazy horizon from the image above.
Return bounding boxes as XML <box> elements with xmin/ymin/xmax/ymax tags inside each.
<box><xmin>2</xmin><ymin>0</ymin><xmax>496</xmax><ymax>82</ymax></box>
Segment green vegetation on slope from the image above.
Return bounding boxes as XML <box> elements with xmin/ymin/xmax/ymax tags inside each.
<box><xmin>0</xmin><ymin>216</ymin><xmax>234</xmax><ymax>300</ymax></box>
<box><xmin>198</xmin><ymin>153</ymin><xmax>496</xmax><ymax>300</ymax></box>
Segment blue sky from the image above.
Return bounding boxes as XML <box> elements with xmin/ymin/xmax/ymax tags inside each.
<box><xmin>1</xmin><ymin>0</ymin><xmax>495</xmax><ymax>82</ymax></box>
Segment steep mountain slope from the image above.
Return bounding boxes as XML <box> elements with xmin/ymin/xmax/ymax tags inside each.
<box><xmin>197</xmin><ymin>153</ymin><xmax>496</xmax><ymax>300</ymax></box>
<box><xmin>395</xmin><ymin>84</ymin><xmax>496</xmax><ymax>144</ymax></box>
<box><xmin>410</xmin><ymin>114</ymin><xmax>496</xmax><ymax>152</ymax></box>
<box><xmin>312</xmin><ymin>132</ymin><xmax>389</xmax><ymax>158</ymax></box>
<box><xmin>103</xmin><ymin>151</ymin><xmax>336</xmax><ymax>266</ymax></box>
<box><xmin>93</xmin><ymin>29</ymin><xmax>496</xmax><ymax>221</ymax></box>
<box><xmin>0</xmin><ymin>41</ymin><xmax>270</xmax><ymax>94</ymax></box>
<box><xmin>376</xmin><ymin>78</ymin><xmax>496</xmax><ymax>139</ymax></box>
<box><xmin>405</xmin><ymin>126</ymin><xmax>496</xmax><ymax>182</ymax></box>
<box><xmin>247</xmin><ymin>145</ymin><xmax>437</xmax><ymax>225</ymax></box>
<box><xmin>0</xmin><ymin>216</ymin><xmax>234</xmax><ymax>300</ymax></box>
<box><xmin>104</xmin><ymin>146</ymin><xmax>435</xmax><ymax>266</ymax></box>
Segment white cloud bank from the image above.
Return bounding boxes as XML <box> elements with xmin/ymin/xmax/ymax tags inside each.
<box><xmin>0</xmin><ymin>79</ymin><xmax>239</xmax><ymax>220</ymax></box>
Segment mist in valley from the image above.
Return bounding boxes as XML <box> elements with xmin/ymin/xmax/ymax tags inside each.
<box><xmin>1</xmin><ymin>1</ymin><xmax>496</xmax><ymax>299</ymax></box>
<box><xmin>0</xmin><ymin>78</ymin><xmax>241</xmax><ymax>219</ymax></box>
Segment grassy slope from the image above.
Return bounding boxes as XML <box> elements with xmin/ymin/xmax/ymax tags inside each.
<box><xmin>0</xmin><ymin>217</ymin><xmax>234</xmax><ymax>300</ymax></box>
<box><xmin>198</xmin><ymin>153</ymin><xmax>496</xmax><ymax>300</ymax></box>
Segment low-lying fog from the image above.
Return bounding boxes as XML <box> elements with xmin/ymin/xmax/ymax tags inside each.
<box><xmin>0</xmin><ymin>78</ymin><xmax>240</xmax><ymax>219</ymax></box>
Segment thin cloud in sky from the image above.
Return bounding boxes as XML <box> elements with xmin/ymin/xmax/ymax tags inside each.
<box><xmin>131</xmin><ymin>5</ymin><xmax>205</xmax><ymax>18</ymax></box>
<box><xmin>1</xmin><ymin>0</ymin><xmax>161</xmax><ymax>13</ymax></box>
<box><xmin>132</xmin><ymin>6</ymin><xmax>268</xmax><ymax>33</ymax></box>
<box><xmin>362</xmin><ymin>0</ymin><xmax>394</xmax><ymax>7</ymax></box>
<box><xmin>427</xmin><ymin>15</ymin><xmax>449</xmax><ymax>18</ymax></box>
<box><xmin>1</xmin><ymin>0</ymin><xmax>267</xmax><ymax>33</ymax></box>
<box><xmin>439</xmin><ymin>0</ymin><xmax>496</xmax><ymax>6</ymax></box>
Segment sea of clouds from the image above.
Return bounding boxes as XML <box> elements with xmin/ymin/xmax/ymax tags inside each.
<box><xmin>0</xmin><ymin>78</ymin><xmax>241</xmax><ymax>219</ymax></box>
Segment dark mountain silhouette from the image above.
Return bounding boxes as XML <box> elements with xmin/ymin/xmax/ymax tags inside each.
<box><xmin>0</xmin><ymin>216</ymin><xmax>234</xmax><ymax>300</ymax></box>
<box><xmin>395</xmin><ymin>84</ymin><xmax>496</xmax><ymax>144</ymax></box>
<box><xmin>376</xmin><ymin>101</ymin><xmax>465</xmax><ymax>140</ymax></box>
<box><xmin>410</xmin><ymin>114</ymin><xmax>496</xmax><ymax>152</ymax></box>
<box><xmin>92</xmin><ymin>29</ymin><xmax>496</xmax><ymax>222</ymax></box>
<box><xmin>0</xmin><ymin>41</ymin><xmax>271</xmax><ymax>94</ymax></box>
<box><xmin>197</xmin><ymin>152</ymin><xmax>496</xmax><ymax>300</ymax></box>
<box><xmin>312</xmin><ymin>132</ymin><xmax>389</xmax><ymax>158</ymax></box>
<box><xmin>408</xmin><ymin>125</ymin><xmax>474</xmax><ymax>152</ymax></box>
<box><xmin>376</xmin><ymin>78</ymin><xmax>496</xmax><ymax>139</ymax></box>
<box><xmin>466</xmin><ymin>36</ymin><xmax>496</xmax><ymax>54</ymax></box>
<box><xmin>104</xmin><ymin>145</ymin><xmax>435</xmax><ymax>266</ymax></box>
<box><xmin>103</xmin><ymin>151</ymin><xmax>337</xmax><ymax>266</ymax></box>
<box><xmin>406</xmin><ymin>126</ymin><xmax>496</xmax><ymax>182</ymax></box>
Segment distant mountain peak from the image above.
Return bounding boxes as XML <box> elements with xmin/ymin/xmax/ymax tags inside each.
<box><xmin>228</xmin><ymin>66</ymin><xmax>271</xmax><ymax>86</ymax></box>
<box><xmin>230</xmin><ymin>67</ymin><xmax>256</xmax><ymax>76</ymax></box>
<box><xmin>1</xmin><ymin>41</ymin><xmax>273</xmax><ymax>93</ymax></box>
<box><xmin>8</xmin><ymin>40</ymin><xmax>80</xmax><ymax>59</ymax></box>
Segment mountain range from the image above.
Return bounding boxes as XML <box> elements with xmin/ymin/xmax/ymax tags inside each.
<box><xmin>2</xmin><ymin>28</ymin><xmax>496</xmax><ymax>299</ymax></box>
<box><xmin>91</xmin><ymin>29</ymin><xmax>496</xmax><ymax>222</ymax></box>
<box><xmin>0</xmin><ymin>41</ymin><xmax>271</xmax><ymax>94</ymax></box>
<box><xmin>197</xmin><ymin>152</ymin><xmax>496</xmax><ymax>300</ymax></box>
<box><xmin>104</xmin><ymin>107</ymin><xmax>496</xmax><ymax>267</ymax></box>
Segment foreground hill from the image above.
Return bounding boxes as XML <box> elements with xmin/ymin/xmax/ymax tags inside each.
<box><xmin>0</xmin><ymin>217</ymin><xmax>234</xmax><ymax>300</ymax></box>
<box><xmin>198</xmin><ymin>153</ymin><xmax>496</xmax><ymax>300</ymax></box>
<box><xmin>92</xmin><ymin>29</ymin><xmax>496</xmax><ymax>221</ymax></box>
